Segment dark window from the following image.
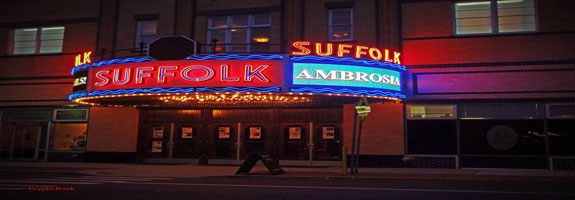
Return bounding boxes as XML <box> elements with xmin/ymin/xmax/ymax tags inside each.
<box><xmin>135</xmin><ymin>20</ymin><xmax>157</xmax><ymax>49</ymax></box>
<box><xmin>548</xmin><ymin>120</ymin><xmax>575</xmax><ymax>156</ymax></box>
<box><xmin>406</xmin><ymin>120</ymin><xmax>457</xmax><ymax>154</ymax></box>
<box><xmin>460</xmin><ymin>120</ymin><xmax>545</xmax><ymax>155</ymax></box>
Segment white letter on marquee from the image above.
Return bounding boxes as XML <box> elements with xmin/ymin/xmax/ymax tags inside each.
<box><xmin>295</xmin><ymin>69</ymin><xmax>314</xmax><ymax>79</ymax></box>
<box><xmin>340</xmin><ymin>71</ymin><xmax>355</xmax><ymax>81</ymax></box>
<box><xmin>315</xmin><ymin>70</ymin><xmax>337</xmax><ymax>80</ymax></box>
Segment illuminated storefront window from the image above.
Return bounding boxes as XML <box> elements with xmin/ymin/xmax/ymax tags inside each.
<box><xmin>50</xmin><ymin>123</ymin><xmax>87</xmax><ymax>151</ymax></box>
<box><xmin>50</xmin><ymin>109</ymin><xmax>89</xmax><ymax>151</ymax></box>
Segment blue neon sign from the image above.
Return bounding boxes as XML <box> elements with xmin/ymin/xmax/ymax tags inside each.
<box><xmin>292</xmin><ymin>63</ymin><xmax>402</xmax><ymax>91</ymax></box>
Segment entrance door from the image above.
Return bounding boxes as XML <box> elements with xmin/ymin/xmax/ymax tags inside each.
<box><xmin>172</xmin><ymin>123</ymin><xmax>203</xmax><ymax>159</ymax></box>
<box><xmin>280</xmin><ymin>123</ymin><xmax>309</xmax><ymax>160</ymax></box>
<box><xmin>10</xmin><ymin>126</ymin><xmax>41</xmax><ymax>160</ymax></box>
<box><xmin>314</xmin><ymin>123</ymin><xmax>342</xmax><ymax>161</ymax></box>
<box><xmin>141</xmin><ymin>123</ymin><xmax>204</xmax><ymax>163</ymax></box>
<box><xmin>279</xmin><ymin>123</ymin><xmax>342</xmax><ymax>165</ymax></box>
<box><xmin>141</xmin><ymin>123</ymin><xmax>172</xmax><ymax>159</ymax></box>
<box><xmin>209</xmin><ymin>123</ymin><xmax>239</xmax><ymax>159</ymax></box>
<box><xmin>241</xmin><ymin>123</ymin><xmax>276</xmax><ymax>159</ymax></box>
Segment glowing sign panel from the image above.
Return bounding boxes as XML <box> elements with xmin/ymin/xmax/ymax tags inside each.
<box><xmin>75</xmin><ymin>51</ymin><xmax>92</xmax><ymax>67</ymax></box>
<box><xmin>291</xmin><ymin>41</ymin><xmax>401</xmax><ymax>64</ymax></box>
<box><xmin>293</xmin><ymin>63</ymin><xmax>402</xmax><ymax>91</ymax></box>
<box><xmin>73</xmin><ymin>77</ymin><xmax>87</xmax><ymax>86</ymax></box>
<box><xmin>87</xmin><ymin>60</ymin><xmax>283</xmax><ymax>92</ymax></box>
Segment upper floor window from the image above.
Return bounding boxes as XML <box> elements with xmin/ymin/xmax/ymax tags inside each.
<box><xmin>12</xmin><ymin>27</ymin><xmax>65</xmax><ymax>55</ymax></box>
<box><xmin>455</xmin><ymin>0</ymin><xmax>536</xmax><ymax>35</ymax></box>
<box><xmin>207</xmin><ymin>14</ymin><xmax>271</xmax><ymax>53</ymax></box>
<box><xmin>329</xmin><ymin>9</ymin><xmax>353</xmax><ymax>41</ymax></box>
<box><xmin>135</xmin><ymin>20</ymin><xmax>157</xmax><ymax>50</ymax></box>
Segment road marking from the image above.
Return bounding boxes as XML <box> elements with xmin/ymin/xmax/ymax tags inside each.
<box><xmin>66</xmin><ymin>176</ymin><xmax>172</xmax><ymax>180</ymax></box>
<box><xmin>0</xmin><ymin>184</ymin><xmax>54</xmax><ymax>191</ymax></box>
<box><xmin>25</xmin><ymin>179</ymin><xmax>128</xmax><ymax>183</ymax></box>
<box><xmin>0</xmin><ymin>184</ymin><xmax>53</xmax><ymax>187</ymax></box>
<box><xmin>0</xmin><ymin>187</ymin><xmax>27</xmax><ymax>190</ymax></box>
<box><xmin>125</xmin><ymin>182</ymin><xmax>575</xmax><ymax>196</ymax></box>
<box><xmin>0</xmin><ymin>176</ymin><xmax>171</xmax><ymax>187</ymax></box>
<box><xmin>0</xmin><ymin>180</ymin><xmax>99</xmax><ymax>185</ymax></box>
<box><xmin>26</xmin><ymin>177</ymin><xmax>172</xmax><ymax>183</ymax></box>
<box><xmin>52</xmin><ymin>177</ymin><xmax>167</xmax><ymax>181</ymax></box>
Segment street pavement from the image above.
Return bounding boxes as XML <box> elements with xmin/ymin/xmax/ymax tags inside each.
<box><xmin>0</xmin><ymin>172</ymin><xmax>574</xmax><ymax>200</ymax></box>
<box><xmin>1</xmin><ymin>161</ymin><xmax>575</xmax><ymax>199</ymax></box>
<box><xmin>1</xmin><ymin>161</ymin><xmax>575</xmax><ymax>181</ymax></box>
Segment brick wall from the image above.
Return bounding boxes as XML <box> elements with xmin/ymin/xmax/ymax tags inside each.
<box><xmin>304</xmin><ymin>0</ymin><xmax>377</xmax><ymax>45</ymax></box>
<box><xmin>114</xmin><ymin>0</ymin><xmax>176</xmax><ymax>58</ymax></box>
<box><xmin>403</xmin><ymin>33</ymin><xmax>575</xmax><ymax>65</ymax></box>
<box><xmin>343</xmin><ymin>103</ymin><xmax>404</xmax><ymax>155</ymax></box>
<box><xmin>401</xmin><ymin>0</ymin><xmax>575</xmax><ymax>100</ymax></box>
<box><xmin>0</xmin><ymin>0</ymin><xmax>99</xmax><ymax>22</ymax></box>
<box><xmin>0</xmin><ymin>1</ymin><xmax>99</xmax><ymax>106</ymax></box>
<box><xmin>401</xmin><ymin>0</ymin><xmax>575</xmax><ymax>65</ymax></box>
<box><xmin>194</xmin><ymin>0</ymin><xmax>282</xmax><ymax>53</ymax></box>
<box><xmin>402</xmin><ymin>1</ymin><xmax>452</xmax><ymax>39</ymax></box>
<box><xmin>0</xmin><ymin>24</ymin><xmax>98</xmax><ymax>76</ymax></box>
<box><xmin>86</xmin><ymin>107</ymin><xmax>139</xmax><ymax>152</ymax></box>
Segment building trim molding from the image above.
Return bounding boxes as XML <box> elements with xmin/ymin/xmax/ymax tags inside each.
<box><xmin>412</xmin><ymin>68</ymin><xmax>575</xmax><ymax>95</ymax></box>
<box><xmin>196</xmin><ymin>6</ymin><xmax>282</xmax><ymax>16</ymax></box>
<box><xmin>408</xmin><ymin>60</ymin><xmax>575</xmax><ymax>69</ymax></box>
<box><xmin>0</xmin><ymin>17</ymin><xmax>99</xmax><ymax>28</ymax></box>
<box><xmin>0</xmin><ymin>76</ymin><xmax>73</xmax><ymax>81</ymax></box>
<box><xmin>403</xmin><ymin>31</ymin><xmax>575</xmax><ymax>41</ymax></box>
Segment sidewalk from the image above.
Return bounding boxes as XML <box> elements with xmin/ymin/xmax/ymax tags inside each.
<box><xmin>1</xmin><ymin>161</ymin><xmax>575</xmax><ymax>182</ymax></box>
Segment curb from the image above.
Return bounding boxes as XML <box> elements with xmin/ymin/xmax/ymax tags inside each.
<box><xmin>214</xmin><ymin>174</ymin><xmax>575</xmax><ymax>183</ymax></box>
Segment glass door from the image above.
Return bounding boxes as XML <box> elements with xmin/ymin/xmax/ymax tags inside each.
<box><xmin>172</xmin><ymin>123</ymin><xmax>202</xmax><ymax>159</ymax></box>
<box><xmin>210</xmin><ymin>123</ymin><xmax>239</xmax><ymax>159</ymax></box>
<box><xmin>313</xmin><ymin>123</ymin><xmax>342</xmax><ymax>161</ymax></box>
<box><xmin>280</xmin><ymin>123</ymin><xmax>309</xmax><ymax>160</ymax></box>
<box><xmin>141</xmin><ymin>123</ymin><xmax>172</xmax><ymax>159</ymax></box>
<box><xmin>240</xmin><ymin>123</ymin><xmax>276</xmax><ymax>159</ymax></box>
<box><xmin>11</xmin><ymin>126</ymin><xmax>41</xmax><ymax>160</ymax></box>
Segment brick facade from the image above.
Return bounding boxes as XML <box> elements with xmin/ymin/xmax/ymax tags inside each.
<box><xmin>343</xmin><ymin>103</ymin><xmax>404</xmax><ymax>155</ymax></box>
<box><xmin>402</xmin><ymin>0</ymin><xmax>575</xmax><ymax>100</ymax></box>
<box><xmin>86</xmin><ymin>107</ymin><xmax>139</xmax><ymax>152</ymax></box>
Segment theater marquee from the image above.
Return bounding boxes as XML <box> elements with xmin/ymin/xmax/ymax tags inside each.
<box><xmin>69</xmin><ymin>42</ymin><xmax>406</xmax><ymax>105</ymax></box>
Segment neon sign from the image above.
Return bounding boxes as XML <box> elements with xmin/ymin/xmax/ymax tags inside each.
<box><xmin>291</xmin><ymin>41</ymin><xmax>401</xmax><ymax>64</ymax></box>
<box><xmin>70</xmin><ymin>54</ymin><xmax>407</xmax><ymax>105</ymax></box>
<box><xmin>73</xmin><ymin>77</ymin><xmax>87</xmax><ymax>86</ymax></box>
<box><xmin>87</xmin><ymin>60</ymin><xmax>283</xmax><ymax>91</ymax></box>
<box><xmin>293</xmin><ymin>63</ymin><xmax>402</xmax><ymax>91</ymax></box>
<box><xmin>75</xmin><ymin>51</ymin><xmax>92</xmax><ymax>67</ymax></box>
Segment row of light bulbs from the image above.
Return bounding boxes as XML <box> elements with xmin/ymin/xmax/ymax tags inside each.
<box><xmin>159</xmin><ymin>94</ymin><xmax>309</xmax><ymax>103</ymax></box>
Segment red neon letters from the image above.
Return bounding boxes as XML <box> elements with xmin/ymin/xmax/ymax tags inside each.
<box><xmin>291</xmin><ymin>41</ymin><xmax>401</xmax><ymax>64</ymax></box>
<box><xmin>88</xmin><ymin>60</ymin><xmax>283</xmax><ymax>91</ymax></box>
